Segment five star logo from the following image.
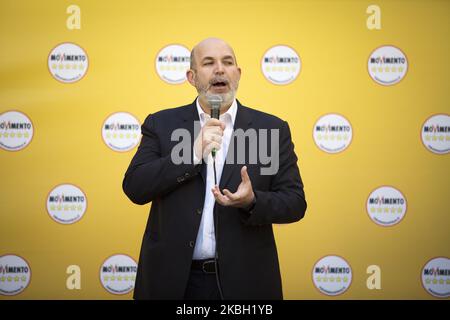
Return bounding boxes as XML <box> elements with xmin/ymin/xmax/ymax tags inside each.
<box><xmin>0</xmin><ymin>111</ymin><xmax>34</xmax><ymax>151</ymax></box>
<box><xmin>261</xmin><ymin>45</ymin><xmax>301</xmax><ymax>85</ymax></box>
<box><xmin>312</xmin><ymin>255</ymin><xmax>353</xmax><ymax>296</ymax></box>
<box><xmin>421</xmin><ymin>257</ymin><xmax>450</xmax><ymax>298</ymax></box>
<box><xmin>0</xmin><ymin>255</ymin><xmax>31</xmax><ymax>296</ymax></box>
<box><xmin>313</xmin><ymin>113</ymin><xmax>353</xmax><ymax>154</ymax></box>
<box><xmin>47</xmin><ymin>42</ymin><xmax>88</xmax><ymax>83</ymax></box>
<box><xmin>102</xmin><ymin>112</ymin><xmax>141</xmax><ymax>152</ymax></box>
<box><xmin>421</xmin><ymin>114</ymin><xmax>450</xmax><ymax>154</ymax></box>
<box><xmin>100</xmin><ymin>254</ymin><xmax>137</xmax><ymax>295</ymax></box>
<box><xmin>155</xmin><ymin>44</ymin><xmax>190</xmax><ymax>84</ymax></box>
<box><xmin>46</xmin><ymin>184</ymin><xmax>87</xmax><ymax>225</ymax></box>
<box><xmin>368</xmin><ymin>45</ymin><xmax>408</xmax><ymax>86</ymax></box>
<box><xmin>366</xmin><ymin>186</ymin><xmax>407</xmax><ymax>227</ymax></box>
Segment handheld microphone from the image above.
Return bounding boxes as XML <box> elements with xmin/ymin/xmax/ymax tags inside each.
<box><xmin>206</xmin><ymin>95</ymin><xmax>223</xmax><ymax>158</ymax></box>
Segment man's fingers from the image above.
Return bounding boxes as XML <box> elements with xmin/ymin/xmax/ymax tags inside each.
<box><xmin>241</xmin><ymin>166</ymin><xmax>250</xmax><ymax>183</ymax></box>
<box><xmin>205</xmin><ymin>118</ymin><xmax>225</xmax><ymax>129</ymax></box>
<box><xmin>222</xmin><ymin>189</ymin><xmax>239</xmax><ymax>201</ymax></box>
<box><xmin>212</xmin><ymin>186</ymin><xmax>231</xmax><ymax>206</ymax></box>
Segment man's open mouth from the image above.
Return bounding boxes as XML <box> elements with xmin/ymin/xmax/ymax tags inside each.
<box><xmin>211</xmin><ymin>80</ymin><xmax>229</xmax><ymax>88</ymax></box>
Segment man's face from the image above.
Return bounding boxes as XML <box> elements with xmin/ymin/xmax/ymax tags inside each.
<box><xmin>187</xmin><ymin>40</ymin><xmax>241</xmax><ymax>108</ymax></box>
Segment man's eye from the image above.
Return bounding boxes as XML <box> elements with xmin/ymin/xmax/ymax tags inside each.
<box><xmin>204</xmin><ymin>62</ymin><xmax>213</xmax><ymax>66</ymax></box>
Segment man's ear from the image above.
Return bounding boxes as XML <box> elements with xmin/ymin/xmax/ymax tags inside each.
<box><xmin>186</xmin><ymin>69</ymin><xmax>196</xmax><ymax>86</ymax></box>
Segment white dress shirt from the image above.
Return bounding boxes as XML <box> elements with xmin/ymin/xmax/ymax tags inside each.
<box><xmin>192</xmin><ymin>98</ymin><xmax>237</xmax><ymax>260</ymax></box>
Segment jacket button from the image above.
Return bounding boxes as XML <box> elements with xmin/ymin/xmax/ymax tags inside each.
<box><xmin>177</xmin><ymin>176</ymin><xmax>185</xmax><ymax>183</ymax></box>
<box><xmin>184</xmin><ymin>172</ymin><xmax>190</xmax><ymax>178</ymax></box>
<box><xmin>196</xmin><ymin>208</ymin><xmax>202</xmax><ymax>215</ymax></box>
<box><xmin>189</xmin><ymin>241</ymin><xmax>195</xmax><ymax>248</ymax></box>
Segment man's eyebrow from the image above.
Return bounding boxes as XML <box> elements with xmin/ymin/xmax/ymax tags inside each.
<box><xmin>201</xmin><ymin>55</ymin><xmax>235</xmax><ymax>62</ymax></box>
<box><xmin>222</xmin><ymin>55</ymin><xmax>234</xmax><ymax>60</ymax></box>
<box><xmin>201</xmin><ymin>56</ymin><xmax>214</xmax><ymax>62</ymax></box>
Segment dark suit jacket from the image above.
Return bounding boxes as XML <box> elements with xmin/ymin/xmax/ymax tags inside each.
<box><xmin>122</xmin><ymin>99</ymin><xmax>307</xmax><ymax>300</ymax></box>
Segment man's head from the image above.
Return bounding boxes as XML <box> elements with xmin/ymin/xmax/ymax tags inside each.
<box><xmin>187</xmin><ymin>38</ymin><xmax>241</xmax><ymax>111</ymax></box>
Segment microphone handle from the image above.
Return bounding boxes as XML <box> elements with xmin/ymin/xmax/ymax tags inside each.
<box><xmin>210</xmin><ymin>105</ymin><xmax>220</xmax><ymax>157</ymax></box>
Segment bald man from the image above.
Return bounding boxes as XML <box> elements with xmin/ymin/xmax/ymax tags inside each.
<box><xmin>123</xmin><ymin>38</ymin><xmax>307</xmax><ymax>300</ymax></box>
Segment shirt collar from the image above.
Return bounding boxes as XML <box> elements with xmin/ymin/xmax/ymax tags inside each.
<box><xmin>196</xmin><ymin>97</ymin><xmax>237</xmax><ymax>126</ymax></box>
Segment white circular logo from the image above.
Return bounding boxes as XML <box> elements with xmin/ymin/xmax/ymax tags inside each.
<box><xmin>155</xmin><ymin>44</ymin><xmax>190</xmax><ymax>84</ymax></box>
<box><xmin>0</xmin><ymin>110</ymin><xmax>33</xmax><ymax>151</ymax></box>
<box><xmin>312</xmin><ymin>255</ymin><xmax>352</xmax><ymax>296</ymax></box>
<box><xmin>261</xmin><ymin>45</ymin><xmax>301</xmax><ymax>85</ymax></box>
<box><xmin>0</xmin><ymin>255</ymin><xmax>31</xmax><ymax>296</ymax></box>
<box><xmin>366</xmin><ymin>186</ymin><xmax>407</xmax><ymax>226</ymax></box>
<box><xmin>421</xmin><ymin>114</ymin><xmax>450</xmax><ymax>155</ymax></box>
<box><xmin>46</xmin><ymin>184</ymin><xmax>87</xmax><ymax>224</ymax></box>
<box><xmin>100</xmin><ymin>254</ymin><xmax>137</xmax><ymax>295</ymax></box>
<box><xmin>48</xmin><ymin>42</ymin><xmax>89</xmax><ymax>83</ymax></box>
<box><xmin>368</xmin><ymin>45</ymin><xmax>408</xmax><ymax>86</ymax></box>
<box><xmin>102</xmin><ymin>112</ymin><xmax>141</xmax><ymax>152</ymax></box>
<box><xmin>313</xmin><ymin>113</ymin><xmax>353</xmax><ymax>153</ymax></box>
<box><xmin>421</xmin><ymin>257</ymin><xmax>450</xmax><ymax>298</ymax></box>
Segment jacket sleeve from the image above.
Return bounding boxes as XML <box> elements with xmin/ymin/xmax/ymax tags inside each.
<box><xmin>241</xmin><ymin>121</ymin><xmax>307</xmax><ymax>225</ymax></box>
<box><xmin>122</xmin><ymin>114</ymin><xmax>201</xmax><ymax>205</ymax></box>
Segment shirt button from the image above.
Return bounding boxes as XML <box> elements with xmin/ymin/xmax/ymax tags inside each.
<box><xmin>189</xmin><ymin>241</ymin><xmax>195</xmax><ymax>248</ymax></box>
<box><xmin>196</xmin><ymin>208</ymin><xmax>202</xmax><ymax>215</ymax></box>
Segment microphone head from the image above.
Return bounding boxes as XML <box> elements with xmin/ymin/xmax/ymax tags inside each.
<box><xmin>206</xmin><ymin>94</ymin><xmax>223</xmax><ymax>110</ymax></box>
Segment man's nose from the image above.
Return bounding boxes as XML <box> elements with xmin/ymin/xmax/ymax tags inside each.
<box><xmin>214</xmin><ymin>62</ymin><xmax>225</xmax><ymax>74</ymax></box>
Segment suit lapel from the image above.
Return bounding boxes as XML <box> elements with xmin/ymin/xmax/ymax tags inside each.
<box><xmin>182</xmin><ymin>98</ymin><xmax>252</xmax><ymax>188</ymax></box>
<box><xmin>219</xmin><ymin>100</ymin><xmax>252</xmax><ymax>190</ymax></box>
<box><xmin>181</xmin><ymin>99</ymin><xmax>207</xmax><ymax>184</ymax></box>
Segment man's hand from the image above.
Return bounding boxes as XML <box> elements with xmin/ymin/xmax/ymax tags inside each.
<box><xmin>194</xmin><ymin>118</ymin><xmax>225</xmax><ymax>161</ymax></box>
<box><xmin>212</xmin><ymin>166</ymin><xmax>255</xmax><ymax>208</ymax></box>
